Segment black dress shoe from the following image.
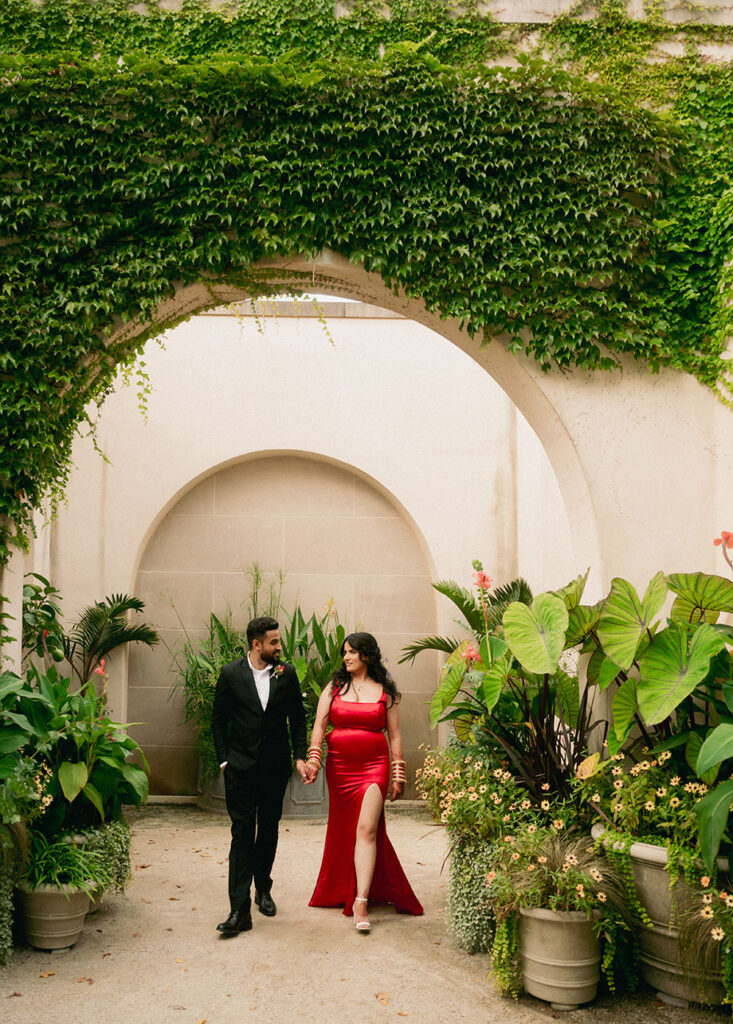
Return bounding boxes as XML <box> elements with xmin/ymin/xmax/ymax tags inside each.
<box><xmin>216</xmin><ymin>908</ymin><xmax>253</xmax><ymax>936</ymax></box>
<box><xmin>255</xmin><ymin>890</ymin><xmax>277</xmax><ymax>917</ymax></box>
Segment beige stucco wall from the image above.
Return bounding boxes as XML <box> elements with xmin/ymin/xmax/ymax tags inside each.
<box><xmin>21</xmin><ymin>298</ymin><xmax>575</xmax><ymax>794</ymax></box>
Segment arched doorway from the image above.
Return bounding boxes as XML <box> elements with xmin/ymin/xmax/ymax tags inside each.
<box><xmin>130</xmin><ymin>452</ymin><xmax>439</xmax><ymax>797</ymax></box>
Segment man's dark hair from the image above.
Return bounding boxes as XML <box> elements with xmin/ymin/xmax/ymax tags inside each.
<box><xmin>246</xmin><ymin>616</ymin><xmax>279</xmax><ymax>648</ymax></box>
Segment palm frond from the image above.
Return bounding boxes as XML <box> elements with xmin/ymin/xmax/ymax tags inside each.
<box><xmin>431</xmin><ymin>580</ymin><xmax>484</xmax><ymax>634</ymax></box>
<box><xmin>398</xmin><ymin>635</ymin><xmax>464</xmax><ymax>664</ymax></box>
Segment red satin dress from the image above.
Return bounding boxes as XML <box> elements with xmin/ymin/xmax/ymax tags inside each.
<box><xmin>308</xmin><ymin>691</ymin><xmax>423</xmax><ymax>916</ymax></box>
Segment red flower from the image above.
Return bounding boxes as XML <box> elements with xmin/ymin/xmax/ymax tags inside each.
<box><xmin>474</xmin><ymin>571</ymin><xmax>493</xmax><ymax>591</ymax></box>
<box><xmin>714</xmin><ymin>531</ymin><xmax>733</xmax><ymax>548</ymax></box>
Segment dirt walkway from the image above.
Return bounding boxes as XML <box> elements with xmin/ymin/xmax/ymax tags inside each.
<box><xmin>2</xmin><ymin>805</ymin><xmax>726</xmax><ymax>1024</ymax></box>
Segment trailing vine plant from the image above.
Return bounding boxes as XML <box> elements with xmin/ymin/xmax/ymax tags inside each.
<box><xmin>1</xmin><ymin>0</ymin><xmax>733</xmax><ymax>566</ymax></box>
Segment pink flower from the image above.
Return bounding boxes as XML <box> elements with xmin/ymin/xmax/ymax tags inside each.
<box><xmin>474</xmin><ymin>571</ymin><xmax>493</xmax><ymax>591</ymax></box>
<box><xmin>461</xmin><ymin>644</ymin><xmax>480</xmax><ymax>665</ymax></box>
<box><xmin>94</xmin><ymin>659</ymin><xmax>106</xmax><ymax>676</ymax></box>
<box><xmin>714</xmin><ymin>531</ymin><xmax>733</xmax><ymax>548</ymax></box>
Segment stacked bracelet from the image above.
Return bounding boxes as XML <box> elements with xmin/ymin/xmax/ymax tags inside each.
<box><xmin>392</xmin><ymin>759</ymin><xmax>407</xmax><ymax>785</ymax></box>
<box><xmin>306</xmin><ymin>745</ymin><xmax>322</xmax><ymax>772</ymax></box>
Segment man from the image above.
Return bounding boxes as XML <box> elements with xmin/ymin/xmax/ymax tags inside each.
<box><xmin>212</xmin><ymin>615</ymin><xmax>308</xmax><ymax>937</ymax></box>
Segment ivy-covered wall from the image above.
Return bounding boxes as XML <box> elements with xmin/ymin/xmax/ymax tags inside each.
<box><xmin>1</xmin><ymin>0</ymin><xmax>733</xmax><ymax>566</ymax></box>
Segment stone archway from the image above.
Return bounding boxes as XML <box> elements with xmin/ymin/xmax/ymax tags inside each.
<box><xmin>104</xmin><ymin>249</ymin><xmax>604</xmax><ymax>582</ymax></box>
<box><xmin>129</xmin><ymin>451</ymin><xmax>439</xmax><ymax>797</ymax></box>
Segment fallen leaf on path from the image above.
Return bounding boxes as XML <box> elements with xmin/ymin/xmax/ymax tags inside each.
<box><xmin>9</xmin><ymin>991</ymin><xmax>22</xmax><ymax>996</ymax></box>
<box><xmin>376</xmin><ymin>993</ymin><xmax>390</xmax><ymax>1006</ymax></box>
<box><xmin>76</xmin><ymin>978</ymin><xmax>93</xmax><ymax>985</ymax></box>
<box><xmin>169</xmin><ymin>897</ymin><xmax>180</xmax><ymax>901</ymax></box>
<box><xmin>39</xmin><ymin>972</ymin><xmax>54</xmax><ymax>979</ymax></box>
<box><xmin>175</xmin><ymin>959</ymin><xmax>184</xmax><ymax>964</ymax></box>
<box><xmin>131</xmin><ymin>933</ymin><xmax>141</xmax><ymax>937</ymax></box>
<box><xmin>191</xmin><ymin>907</ymin><xmax>197</xmax><ymax>911</ymax></box>
<box><xmin>135</xmin><ymin>864</ymin><xmax>151</xmax><ymax>870</ymax></box>
<box><xmin>416</xmin><ymin>861</ymin><xmax>425</xmax><ymax>865</ymax></box>
<box><xmin>141</xmin><ymin>897</ymin><xmax>152</xmax><ymax>904</ymax></box>
<box><xmin>102</xmin><ymin>952</ymin><xmax>111</xmax><ymax>958</ymax></box>
<box><xmin>398</xmin><ymin>1014</ymin><xmax>408</xmax><ymax>1018</ymax></box>
<box><xmin>166</xmin><ymin>927</ymin><xmax>173</xmax><ymax>932</ymax></box>
<box><xmin>197</xmin><ymin>1019</ymin><xmax>207</xmax><ymax>1023</ymax></box>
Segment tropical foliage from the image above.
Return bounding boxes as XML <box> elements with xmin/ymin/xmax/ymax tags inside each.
<box><xmin>22</xmin><ymin>574</ymin><xmax>160</xmax><ymax>685</ymax></box>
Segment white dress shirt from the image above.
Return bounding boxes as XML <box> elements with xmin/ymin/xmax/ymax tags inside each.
<box><xmin>248</xmin><ymin>654</ymin><xmax>271</xmax><ymax>711</ymax></box>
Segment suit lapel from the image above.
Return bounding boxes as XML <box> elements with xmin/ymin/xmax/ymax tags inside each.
<box><xmin>239</xmin><ymin>659</ymin><xmax>264</xmax><ymax>715</ymax></box>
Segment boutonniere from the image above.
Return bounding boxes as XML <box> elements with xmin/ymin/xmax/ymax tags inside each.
<box><xmin>271</xmin><ymin>664</ymin><xmax>285</xmax><ymax>677</ymax></box>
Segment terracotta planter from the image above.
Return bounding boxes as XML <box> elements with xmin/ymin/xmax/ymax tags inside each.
<box><xmin>591</xmin><ymin>824</ymin><xmax>727</xmax><ymax>1005</ymax></box>
<box><xmin>17</xmin><ymin>883</ymin><xmax>90</xmax><ymax>951</ymax></box>
<box><xmin>519</xmin><ymin>906</ymin><xmax>600</xmax><ymax>1010</ymax></box>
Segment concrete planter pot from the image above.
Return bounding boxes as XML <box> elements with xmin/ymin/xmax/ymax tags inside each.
<box><xmin>591</xmin><ymin>823</ymin><xmax>727</xmax><ymax>1006</ymax></box>
<box><xmin>519</xmin><ymin>906</ymin><xmax>600</xmax><ymax>1010</ymax></box>
<box><xmin>281</xmin><ymin>759</ymin><xmax>329</xmax><ymax>819</ymax></box>
<box><xmin>197</xmin><ymin>769</ymin><xmax>227</xmax><ymax>815</ymax></box>
<box><xmin>17</xmin><ymin>883</ymin><xmax>90</xmax><ymax>951</ymax></box>
<box><xmin>198</xmin><ymin>762</ymin><xmax>330</xmax><ymax>818</ymax></box>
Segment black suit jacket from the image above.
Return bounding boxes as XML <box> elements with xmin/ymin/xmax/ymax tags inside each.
<box><xmin>211</xmin><ymin>658</ymin><xmax>307</xmax><ymax>775</ymax></box>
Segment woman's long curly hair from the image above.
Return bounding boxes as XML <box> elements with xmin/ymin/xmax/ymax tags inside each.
<box><xmin>331</xmin><ymin>632</ymin><xmax>400</xmax><ymax>708</ymax></box>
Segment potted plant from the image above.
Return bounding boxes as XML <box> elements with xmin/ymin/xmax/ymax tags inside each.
<box><xmin>489</xmin><ymin>826</ymin><xmax>635</xmax><ymax>1008</ymax></box>
<box><xmin>73</xmin><ymin>821</ymin><xmax>133</xmax><ymax>912</ymax></box>
<box><xmin>579</xmin><ymin>751</ymin><xmax>730</xmax><ymax>1005</ymax></box>
<box><xmin>17</xmin><ymin>830</ymin><xmax>112</xmax><ymax>950</ymax></box>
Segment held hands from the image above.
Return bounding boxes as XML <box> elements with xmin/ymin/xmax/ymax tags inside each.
<box><xmin>303</xmin><ymin>759</ymin><xmax>320</xmax><ymax>784</ymax></box>
<box><xmin>295</xmin><ymin>758</ymin><xmax>309</xmax><ymax>783</ymax></box>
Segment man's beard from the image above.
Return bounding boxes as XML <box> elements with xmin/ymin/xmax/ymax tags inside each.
<box><xmin>261</xmin><ymin>652</ymin><xmax>281</xmax><ymax>667</ymax></box>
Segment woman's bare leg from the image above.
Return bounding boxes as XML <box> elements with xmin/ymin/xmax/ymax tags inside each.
<box><xmin>353</xmin><ymin>783</ymin><xmax>383</xmax><ymax>926</ymax></box>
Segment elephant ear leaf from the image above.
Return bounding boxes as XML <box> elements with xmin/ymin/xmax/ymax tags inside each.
<box><xmin>638</xmin><ymin>622</ymin><xmax>727</xmax><ymax>726</ymax></box>
<box><xmin>695</xmin><ymin>780</ymin><xmax>733</xmax><ymax>870</ymax></box>
<box><xmin>666</xmin><ymin>572</ymin><xmax>733</xmax><ymax>625</ymax></box>
<box><xmin>695</xmin><ymin>722</ymin><xmax>733</xmax><ymax>778</ymax></box>
<box><xmin>565</xmin><ymin>602</ymin><xmax>601</xmax><ymax>648</ymax></box>
<box><xmin>611</xmin><ymin>677</ymin><xmax>637</xmax><ymax>750</ymax></box>
<box><xmin>429</xmin><ymin>644</ymin><xmax>468</xmax><ymax>729</ymax></box>
<box><xmin>503</xmin><ymin>594</ymin><xmax>569</xmax><ymax>675</ymax></box>
<box><xmin>551</xmin><ymin>569</ymin><xmax>590</xmax><ymax>611</ymax></box>
<box><xmin>597</xmin><ymin>573</ymin><xmax>667</xmax><ymax>672</ymax></box>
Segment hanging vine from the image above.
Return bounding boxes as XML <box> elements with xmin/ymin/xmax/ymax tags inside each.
<box><xmin>1</xmin><ymin>0</ymin><xmax>733</xmax><ymax>565</ymax></box>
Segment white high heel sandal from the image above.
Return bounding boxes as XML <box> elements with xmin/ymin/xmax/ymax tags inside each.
<box><xmin>353</xmin><ymin>897</ymin><xmax>370</xmax><ymax>933</ymax></box>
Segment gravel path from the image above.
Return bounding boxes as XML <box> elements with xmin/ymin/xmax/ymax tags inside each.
<box><xmin>2</xmin><ymin>805</ymin><xmax>726</xmax><ymax>1024</ymax></box>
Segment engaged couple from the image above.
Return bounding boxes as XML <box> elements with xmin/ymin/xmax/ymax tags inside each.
<box><xmin>211</xmin><ymin>616</ymin><xmax>423</xmax><ymax>937</ymax></box>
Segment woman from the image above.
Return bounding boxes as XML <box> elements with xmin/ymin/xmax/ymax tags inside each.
<box><xmin>306</xmin><ymin>632</ymin><xmax>423</xmax><ymax>932</ymax></box>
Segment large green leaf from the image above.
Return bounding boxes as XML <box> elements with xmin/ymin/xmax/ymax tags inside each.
<box><xmin>503</xmin><ymin>594</ymin><xmax>569</xmax><ymax>675</ymax></box>
<box><xmin>479</xmin><ymin>634</ymin><xmax>508</xmax><ymax>668</ymax></box>
<box><xmin>551</xmin><ymin>569</ymin><xmax>590</xmax><ymax>610</ymax></box>
<box><xmin>478</xmin><ymin>658</ymin><xmax>510</xmax><ymax>714</ymax></box>
<box><xmin>58</xmin><ymin>760</ymin><xmax>88</xmax><ymax>802</ymax></box>
<box><xmin>565</xmin><ymin>602</ymin><xmax>601</xmax><ymax>648</ymax></box>
<box><xmin>666</xmin><ymin>572</ymin><xmax>733</xmax><ymax>624</ymax></box>
<box><xmin>121</xmin><ymin>762</ymin><xmax>149</xmax><ymax>804</ymax></box>
<box><xmin>0</xmin><ymin>729</ymin><xmax>27</xmax><ymax>755</ymax></box>
<box><xmin>637</xmin><ymin>622</ymin><xmax>727</xmax><ymax>725</ymax></box>
<box><xmin>612</xmin><ymin>676</ymin><xmax>637</xmax><ymax>745</ymax></box>
<box><xmin>555</xmin><ymin>670</ymin><xmax>579</xmax><ymax>728</ymax></box>
<box><xmin>695</xmin><ymin>780</ymin><xmax>733</xmax><ymax>870</ymax></box>
<box><xmin>82</xmin><ymin>781</ymin><xmax>105</xmax><ymax>820</ymax></box>
<box><xmin>597</xmin><ymin>572</ymin><xmax>667</xmax><ymax>672</ymax></box>
<box><xmin>429</xmin><ymin>645</ymin><xmax>468</xmax><ymax>729</ymax></box>
<box><xmin>695</xmin><ymin>722</ymin><xmax>733</xmax><ymax>777</ymax></box>
<box><xmin>685</xmin><ymin>731</ymin><xmax>719</xmax><ymax>785</ymax></box>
